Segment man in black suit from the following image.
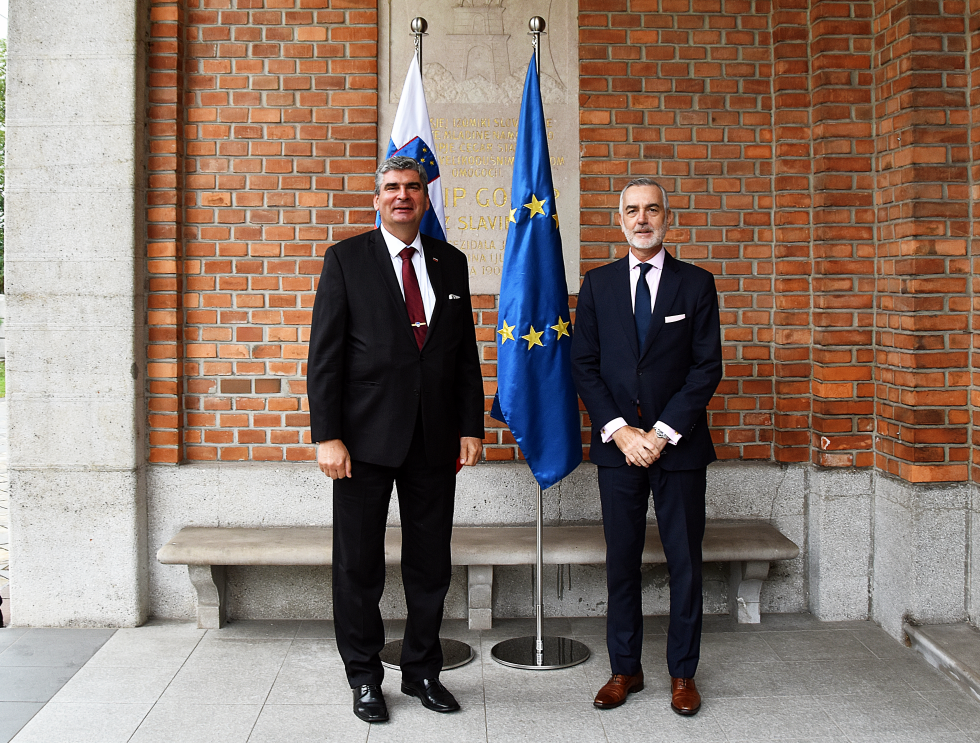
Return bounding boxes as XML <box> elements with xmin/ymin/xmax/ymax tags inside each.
<box><xmin>571</xmin><ymin>177</ymin><xmax>722</xmax><ymax>715</ymax></box>
<box><xmin>307</xmin><ymin>156</ymin><xmax>484</xmax><ymax>723</ymax></box>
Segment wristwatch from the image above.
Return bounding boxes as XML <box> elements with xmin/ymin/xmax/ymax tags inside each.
<box><xmin>654</xmin><ymin>428</ymin><xmax>669</xmax><ymax>440</ymax></box>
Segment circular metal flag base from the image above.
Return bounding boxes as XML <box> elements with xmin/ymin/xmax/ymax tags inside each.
<box><xmin>379</xmin><ymin>638</ymin><xmax>475</xmax><ymax>671</ymax></box>
<box><xmin>491</xmin><ymin>635</ymin><xmax>590</xmax><ymax>670</ymax></box>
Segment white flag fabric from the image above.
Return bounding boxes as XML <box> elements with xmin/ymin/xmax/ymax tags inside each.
<box><xmin>381</xmin><ymin>55</ymin><xmax>446</xmax><ymax>240</ymax></box>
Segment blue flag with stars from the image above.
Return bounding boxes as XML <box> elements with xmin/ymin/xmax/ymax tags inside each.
<box><xmin>491</xmin><ymin>55</ymin><xmax>582</xmax><ymax>490</ymax></box>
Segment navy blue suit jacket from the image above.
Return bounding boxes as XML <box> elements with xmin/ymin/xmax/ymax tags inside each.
<box><xmin>307</xmin><ymin>228</ymin><xmax>484</xmax><ymax>468</ymax></box>
<box><xmin>571</xmin><ymin>250</ymin><xmax>723</xmax><ymax>470</ymax></box>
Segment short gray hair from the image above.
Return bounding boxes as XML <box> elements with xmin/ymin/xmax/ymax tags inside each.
<box><xmin>619</xmin><ymin>177</ymin><xmax>670</xmax><ymax>215</ymax></box>
<box><xmin>375</xmin><ymin>155</ymin><xmax>429</xmax><ymax>195</ymax></box>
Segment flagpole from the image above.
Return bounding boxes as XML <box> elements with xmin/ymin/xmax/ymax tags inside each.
<box><xmin>378</xmin><ymin>15</ymin><xmax>475</xmax><ymax>674</ymax></box>
<box><xmin>490</xmin><ymin>17</ymin><xmax>589</xmax><ymax>671</ymax></box>
<box><xmin>411</xmin><ymin>16</ymin><xmax>427</xmax><ymax>70</ymax></box>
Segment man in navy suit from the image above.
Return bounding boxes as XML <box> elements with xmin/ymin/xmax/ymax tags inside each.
<box><xmin>571</xmin><ymin>178</ymin><xmax>722</xmax><ymax>715</ymax></box>
<box><xmin>308</xmin><ymin>157</ymin><xmax>484</xmax><ymax>723</ymax></box>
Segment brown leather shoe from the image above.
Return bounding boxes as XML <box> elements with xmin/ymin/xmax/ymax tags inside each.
<box><xmin>670</xmin><ymin>677</ymin><xmax>701</xmax><ymax>715</ymax></box>
<box><xmin>593</xmin><ymin>672</ymin><xmax>644</xmax><ymax>709</ymax></box>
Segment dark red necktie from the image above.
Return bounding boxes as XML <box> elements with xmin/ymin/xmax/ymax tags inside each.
<box><xmin>398</xmin><ymin>247</ymin><xmax>427</xmax><ymax>349</ymax></box>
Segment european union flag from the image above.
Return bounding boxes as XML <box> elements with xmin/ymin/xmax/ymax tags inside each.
<box><xmin>491</xmin><ymin>56</ymin><xmax>582</xmax><ymax>490</ymax></box>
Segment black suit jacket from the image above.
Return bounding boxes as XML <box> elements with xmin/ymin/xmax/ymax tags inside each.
<box><xmin>307</xmin><ymin>228</ymin><xmax>484</xmax><ymax>468</ymax></box>
<box><xmin>571</xmin><ymin>250</ymin><xmax>723</xmax><ymax>470</ymax></box>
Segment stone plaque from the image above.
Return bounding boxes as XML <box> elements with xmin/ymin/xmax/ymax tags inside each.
<box><xmin>380</xmin><ymin>0</ymin><xmax>580</xmax><ymax>295</ymax></box>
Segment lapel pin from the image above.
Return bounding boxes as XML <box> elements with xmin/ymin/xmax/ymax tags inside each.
<box><xmin>449</xmin><ymin>294</ymin><xmax>460</xmax><ymax>300</ymax></box>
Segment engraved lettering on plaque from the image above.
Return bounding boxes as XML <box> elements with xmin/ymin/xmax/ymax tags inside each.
<box><xmin>380</xmin><ymin>0</ymin><xmax>580</xmax><ymax>294</ymax></box>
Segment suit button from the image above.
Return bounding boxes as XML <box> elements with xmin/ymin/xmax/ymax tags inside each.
<box><xmin>414</xmin><ymin>389</ymin><xmax>420</xmax><ymax>396</ymax></box>
<box><xmin>637</xmin><ymin>370</ymin><xmax>642</xmax><ymax>376</ymax></box>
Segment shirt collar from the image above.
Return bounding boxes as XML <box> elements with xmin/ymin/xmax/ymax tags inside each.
<box><xmin>628</xmin><ymin>247</ymin><xmax>666</xmax><ymax>271</ymax></box>
<box><xmin>380</xmin><ymin>224</ymin><xmax>425</xmax><ymax>259</ymax></box>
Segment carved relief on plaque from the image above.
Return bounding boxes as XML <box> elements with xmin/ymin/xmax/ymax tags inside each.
<box><xmin>380</xmin><ymin>0</ymin><xmax>579</xmax><ymax>294</ymax></box>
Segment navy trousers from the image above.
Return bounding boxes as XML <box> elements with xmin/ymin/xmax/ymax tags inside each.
<box><xmin>598</xmin><ymin>463</ymin><xmax>706</xmax><ymax>679</ymax></box>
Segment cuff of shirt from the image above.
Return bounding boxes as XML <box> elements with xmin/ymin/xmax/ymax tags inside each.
<box><xmin>600</xmin><ymin>417</ymin><xmax>628</xmax><ymax>444</ymax></box>
<box><xmin>654</xmin><ymin>421</ymin><xmax>681</xmax><ymax>445</ymax></box>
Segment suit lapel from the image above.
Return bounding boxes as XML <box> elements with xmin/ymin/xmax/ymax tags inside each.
<box><xmin>421</xmin><ymin>236</ymin><xmax>444</xmax><ymax>349</ymax></box>
<box><xmin>370</xmin><ymin>229</ymin><xmax>417</xmax><ymax>347</ymax></box>
<box><xmin>612</xmin><ymin>257</ymin><xmax>639</xmax><ymax>360</ymax></box>
<box><xmin>640</xmin><ymin>249</ymin><xmax>681</xmax><ymax>358</ymax></box>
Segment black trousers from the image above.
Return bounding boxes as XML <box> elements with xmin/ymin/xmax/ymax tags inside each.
<box><xmin>332</xmin><ymin>415</ymin><xmax>457</xmax><ymax>687</ymax></box>
<box><xmin>598</xmin><ymin>463</ymin><xmax>706</xmax><ymax>679</ymax></box>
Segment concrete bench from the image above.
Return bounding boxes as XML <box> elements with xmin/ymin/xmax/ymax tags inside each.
<box><xmin>158</xmin><ymin>520</ymin><xmax>799</xmax><ymax>630</ymax></box>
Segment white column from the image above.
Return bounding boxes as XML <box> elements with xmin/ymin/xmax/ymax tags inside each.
<box><xmin>5</xmin><ymin>0</ymin><xmax>148</xmax><ymax>625</ymax></box>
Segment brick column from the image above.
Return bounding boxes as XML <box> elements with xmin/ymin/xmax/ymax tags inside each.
<box><xmin>771</xmin><ymin>0</ymin><xmax>813</xmax><ymax>464</ymax></box>
<box><xmin>147</xmin><ymin>0</ymin><xmax>186</xmax><ymax>463</ymax></box>
<box><xmin>873</xmin><ymin>0</ymin><xmax>972</xmax><ymax>483</ymax></box>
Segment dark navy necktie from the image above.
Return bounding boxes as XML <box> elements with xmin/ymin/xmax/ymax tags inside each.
<box><xmin>634</xmin><ymin>262</ymin><xmax>652</xmax><ymax>347</ymax></box>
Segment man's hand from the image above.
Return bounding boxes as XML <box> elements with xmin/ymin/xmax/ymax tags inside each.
<box><xmin>318</xmin><ymin>439</ymin><xmax>351</xmax><ymax>480</ymax></box>
<box><xmin>459</xmin><ymin>436</ymin><xmax>483</xmax><ymax>466</ymax></box>
<box><xmin>611</xmin><ymin>426</ymin><xmax>658</xmax><ymax>467</ymax></box>
<box><xmin>642</xmin><ymin>430</ymin><xmax>669</xmax><ymax>459</ymax></box>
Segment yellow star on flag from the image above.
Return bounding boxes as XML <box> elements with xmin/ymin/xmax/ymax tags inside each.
<box><xmin>553</xmin><ymin>213</ymin><xmax>559</xmax><ymax>229</ymax></box>
<box><xmin>509</xmin><ymin>207</ymin><xmax>518</xmax><ymax>223</ymax></box>
<box><xmin>524</xmin><ymin>194</ymin><xmax>547</xmax><ymax>218</ymax></box>
<box><xmin>550</xmin><ymin>316</ymin><xmax>570</xmax><ymax>339</ymax></box>
<box><xmin>498</xmin><ymin>320</ymin><xmax>516</xmax><ymax>344</ymax></box>
<box><xmin>521</xmin><ymin>325</ymin><xmax>545</xmax><ymax>350</ymax></box>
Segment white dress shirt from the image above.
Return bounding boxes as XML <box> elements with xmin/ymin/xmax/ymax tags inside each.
<box><xmin>379</xmin><ymin>224</ymin><xmax>435</xmax><ymax>323</ymax></box>
<box><xmin>600</xmin><ymin>248</ymin><xmax>681</xmax><ymax>446</ymax></box>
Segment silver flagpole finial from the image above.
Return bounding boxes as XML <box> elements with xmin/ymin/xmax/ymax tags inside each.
<box><xmin>528</xmin><ymin>17</ymin><xmax>546</xmax><ymax>80</ymax></box>
<box><xmin>411</xmin><ymin>17</ymin><xmax>428</xmax><ymax>69</ymax></box>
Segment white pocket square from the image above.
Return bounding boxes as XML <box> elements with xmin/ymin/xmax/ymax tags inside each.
<box><xmin>665</xmin><ymin>314</ymin><xmax>686</xmax><ymax>323</ymax></box>
<box><xmin>448</xmin><ymin>294</ymin><xmax>461</xmax><ymax>300</ymax></box>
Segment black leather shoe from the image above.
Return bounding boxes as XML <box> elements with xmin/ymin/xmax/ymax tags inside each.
<box><xmin>401</xmin><ymin>678</ymin><xmax>460</xmax><ymax>713</ymax></box>
<box><xmin>352</xmin><ymin>684</ymin><xmax>388</xmax><ymax>723</ymax></box>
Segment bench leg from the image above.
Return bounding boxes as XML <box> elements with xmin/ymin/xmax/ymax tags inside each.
<box><xmin>729</xmin><ymin>561</ymin><xmax>769</xmax><ymax>624</ymax></box>
<box><xmin>188</xmin><ymin>565</ymin><xmax>226</xmax><ymax>629</ymax></box>
<box><xmin>468</xmin><ymin>565</ymin><xmax>493</xmax><ymax>630</ymax></box>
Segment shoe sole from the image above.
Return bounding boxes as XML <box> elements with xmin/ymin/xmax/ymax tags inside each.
<box><xmin>353</xmin><ymin>709</ymin><xmax>389</xmax><ymax>723</ymax></box>
<box><xmin>593</xmin><ymin>682</ymin><xmax>644</xmax><ymax>709</ymax></box>
<box><xmin>670</xmin><ymin>701</ymin><xmax>701</xmax><ymax>716</ymax></box>
<box><xmin>401</xmin><ymin>684</ymin><xmax>460</xmax><ymax>713</ymax></box>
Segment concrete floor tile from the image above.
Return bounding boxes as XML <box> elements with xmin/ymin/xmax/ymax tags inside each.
<box><xmin>711</xmin><ymin>696</ymin><xmax>843</xmax><ymax>739</ymax></box>
<box><xmin>207</xmin><ymin>620</ymin><xmax>301</xmax><ymax>641</ymax></box>
<box><xmin>189</xmin><ymin>637</ymin><xmax>292</xmax><ymax>667</ymax></box>
<box><xmin>0</xmin><ymin>666</ymin><xmax>78</xmax><ymax>702</ymax></box>
<box><xmin>265</xmin><ymin>640</ymin><xmax>352</xmax><ymax>705</ymax></box>
<box><xmin>917</xmin><ymin>689</ymin><xmax>980</xmax><ymax>734</ymax></box>
<box><xmin>596</xmin><ymin>698</ymin><xmax>727</xmax><ymax>742</ymax></box>
<box><xmin>367</xmin><ymin>698</ymin><xmax>487</xmax><ymax>742</ymax></box>
<box><xmin>246</xmin><ymin>704</ymin><xmax>370</xmax><ymax>742</ymax></box>
<box><xmin>885</xmin><ymin>654</ymin><xmax>953</xmax><ymax>691</ymax></box>
<box><xmin>816</xmin><ymin>691</ymin><xmax>961</xmax><ymax>737</ymax></box>
<box><xmin>0</xmin><ymin>627</ymin><xmax>28</xmax><ymax>654</ymax></box>
<box><xmin>0</xmin><ymin>629</ymin><xmax>114</xmax><ymax>668</ymax></box>
<box><xmin>294</xmin><ymin>621</ymin><xmax>336</xmax><ymax>640</ymax></box>
<box><xmin>694</xmin><ymin>660</ymin><xmax>811</xmax><ymax>699</ymax></box>
<box><xmin>85</xmin><ymin>623</ymin><xmax>204</xmax><ymax>670</ymax></box>
<box><xmin>9</xmin><ymin>701</ymin><xmax>151</xmax><ymax>743</ymax></box>
<box><xmin>699</xmin><ymin>632</ymin><xmax>782</xmax><ymax>664</ymax></box>
<box><xmin>159</xmin><ymin>665</ymin><xmax>281</xmax><ymax>706</ymax></box>
<box><xmin>761</xmin><ymin>631</ymin><xmax>875</xmax><ymax>662</ymax></box>
<box><xmin>792</xmin><ymin>658</ymin><xmax>919</xmax><ymax>695</ymax></box>
<box><xmin>129</xmin><ymin>703</ymin><xmax>263</xmax><ymax>743</ymax></box>
<box><xmin>51</xmin><ymin>665</ymin><xmax>177</xmax><ymax>704</ymax></box>
<box><xmin>486</xmin><ymin>702</ymin><xmax>606</xmax><ymax>743</ymax></box>
<box><xmin>847</xmin><ymin>627</ymin><xmax>911</xmax><ymax>660</ymax></box>
<box><xmin>0</xmin><ymin>702</ymin><xmax>43</xmax><ymax>743</ymax></box>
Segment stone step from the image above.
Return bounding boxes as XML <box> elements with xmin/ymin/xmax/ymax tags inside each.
<box><xmin>905</xmin><ymin>622</ymin><xmax>980</xmax><ymax>705</ymax></box>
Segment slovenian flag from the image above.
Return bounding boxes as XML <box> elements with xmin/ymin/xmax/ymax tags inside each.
<box><xmin>380</xmin><ymin>55</ymin><xmax>446</xmax><ymax>240</ymax></box>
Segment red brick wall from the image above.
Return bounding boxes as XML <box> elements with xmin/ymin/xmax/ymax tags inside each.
<box><xmin>971</xmin><ymin>0</ymin><xmax>980</xmax><ymax>484</ymax></box>
<box><xmin>145</xmin><ymin>0</ymin><xmax>980</xmax><ymax>484</ymax></box>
